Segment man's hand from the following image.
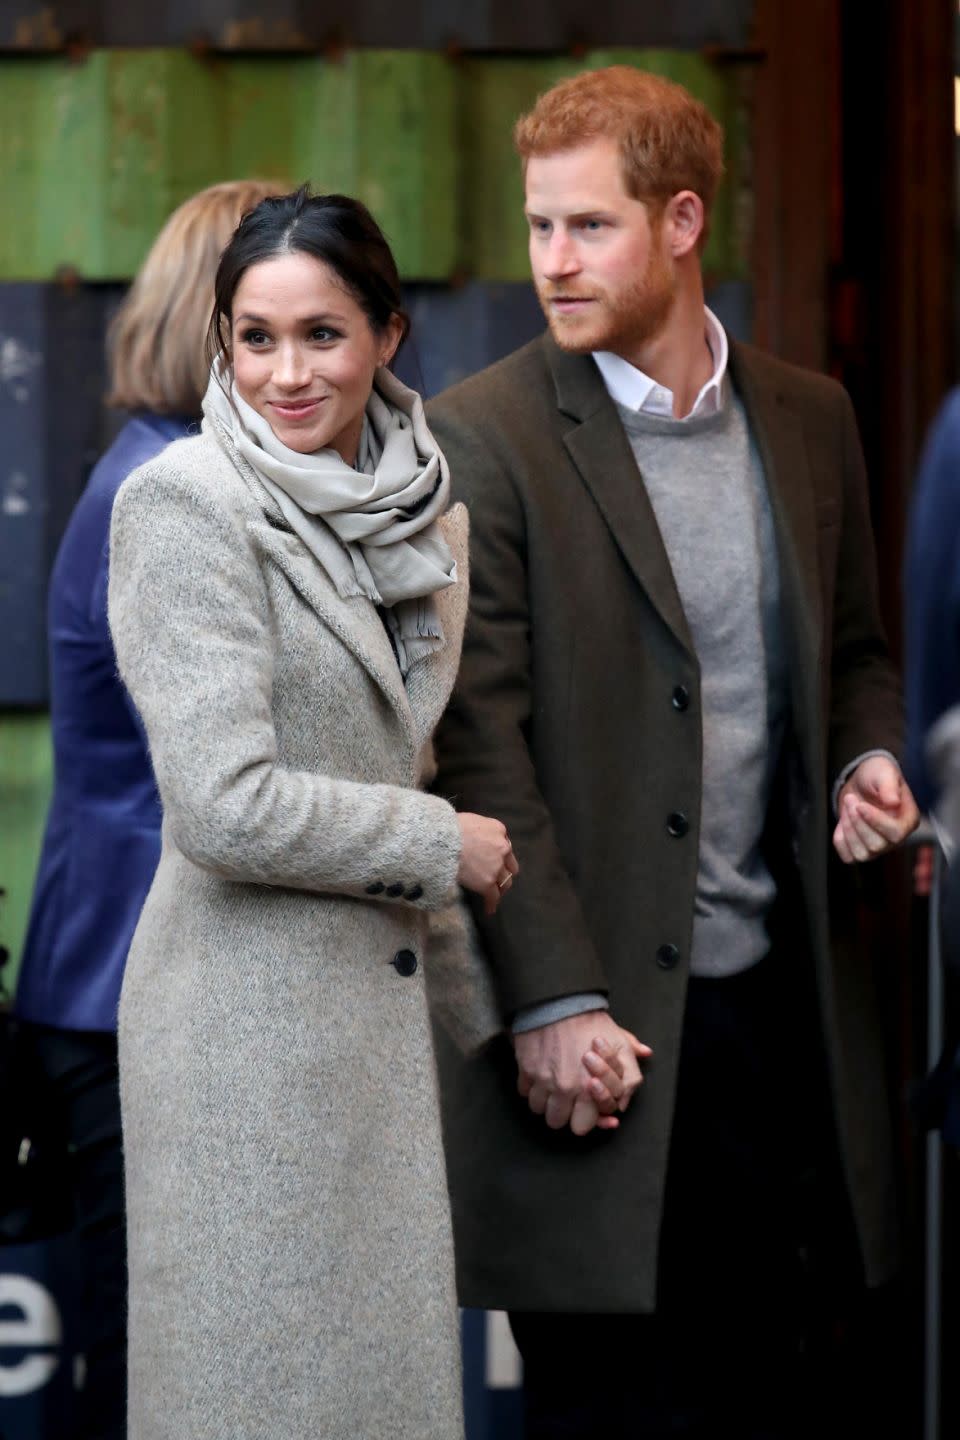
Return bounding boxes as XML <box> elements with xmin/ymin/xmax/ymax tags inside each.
<box><xmin>514</xmin><ymin>1011</ymin><xmax>652</xmax><ymax>1137</ymax></box>
<box><xmin>833</xmin><ymin>755</ymin><xmax>920</xmax><ymax>864</ymax></box>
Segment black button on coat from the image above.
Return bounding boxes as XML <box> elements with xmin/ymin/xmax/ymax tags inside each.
<box><xmin>392</xmin><ymin>949</ymin><xmax>418</xmax><ymax>977</ymax></box>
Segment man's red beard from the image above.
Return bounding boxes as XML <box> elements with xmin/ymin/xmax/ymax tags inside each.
<box><xmin>536</xmin><ymin>247</ymin><xmax>676</xmax><ymax>356</ymax></box>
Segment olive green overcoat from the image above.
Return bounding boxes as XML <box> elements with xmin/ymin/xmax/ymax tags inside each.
<box><xmin>427</xmin><ymin>333</ymin><xmax>903</xmax><ymax>1313</ymax></box>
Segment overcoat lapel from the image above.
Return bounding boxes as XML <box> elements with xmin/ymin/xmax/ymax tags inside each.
<box><xmin>546</xmin><ymin>339</ymin><xmax>695</xmax><ymax>657</ymax></box>
<box><xmin>727</xmin><ymin>343</ymin><xmax>822</xmax><ymax>772</ymax></box>
<box><xmin>404</xmin><ymin>505</ymin><xmax>470</xmax><ymax>752</ymax></box>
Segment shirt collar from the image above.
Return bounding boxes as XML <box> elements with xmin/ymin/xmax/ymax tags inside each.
<box><xmin>592</xmin><ymin>307</ymin><xmax>729</xmax><ymax>421</ymax></box>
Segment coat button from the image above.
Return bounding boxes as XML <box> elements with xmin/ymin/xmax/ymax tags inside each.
<box><xmin>385</xmin><ymin>883</ymin><xmax>405</xmax><ymax>898</ymax></box>
<box><xmin>671</xmin><ymin>685</ymin><xmax>690</xmax><ymax>712</ymax></box>
<box><xmin>656</xmin><ymin>944</ymin><xmax>680</xmax><ymax>970</ymax></box>
<box><xmin>666</xmin><ymin>811</ymin><xmax>689</xmax><ymax>838</ymax></box>
<box><xmin>365</xmin><ymin>881</ymin><xmax>385</xmax><ymax>895</ymax></box>
<box><xmin>405</xmin><ymin>884</ymin><xmax>424</xmax><ymax>901</ymax></box>
<box><xmin>392</xmin><ymin>949</ymin><xmax>418</xmax><ymax>977</ymax></box>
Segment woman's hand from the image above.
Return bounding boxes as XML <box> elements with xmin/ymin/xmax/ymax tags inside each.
<box><xmin>456</xmin><ymin>814</ymin><xmax>519</xmax><ymax>915</ymax></box>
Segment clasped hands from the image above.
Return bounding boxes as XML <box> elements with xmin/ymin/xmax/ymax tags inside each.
<box><xmin>514</xmin><ymin>1011</ymin><xmax>652</xmax><ymax>1137</ymax></box>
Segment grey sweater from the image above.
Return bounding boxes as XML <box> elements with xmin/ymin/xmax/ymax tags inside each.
<box><xmin>512</xmin><ymin>381</ymin><xmax>789</xmax><ymax>1029</ymax></box>
<box><xmin>618</xmin><ymin>385</ymin><xmax>788</xmax><ymax>975</ymax></box>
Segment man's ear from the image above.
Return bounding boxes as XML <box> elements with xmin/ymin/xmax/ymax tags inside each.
<box><xmin>664</xmin><ymin>190</ymin><xmax>705</xmax><ymax>259</ymax></box>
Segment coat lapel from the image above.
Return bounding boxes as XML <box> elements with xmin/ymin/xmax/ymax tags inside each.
<box><xmin>727</xmin><ymin>342</ymin><xmax>822</xmax><ymax>767</ymax></box>
<box><xmin>404</xmin><ymin>504</ymin><xmax>470</xmax><ymax>753</ymax></box>
<box><xmin>545</xmin><ymin>338</ymin><xmax>694</xmax><ymax>656</ymax></box>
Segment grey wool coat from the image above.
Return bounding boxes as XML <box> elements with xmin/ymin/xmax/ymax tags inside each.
<box><xmin>108</xmin><ymin>413</ymin><xmax>481</xmax><ymax>1440</ymax></box>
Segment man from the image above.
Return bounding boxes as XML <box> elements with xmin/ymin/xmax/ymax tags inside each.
<box><xmin>427</xmin><ymin>66</ymin><xmax>919</xmax><ymax>1438</ymax></box>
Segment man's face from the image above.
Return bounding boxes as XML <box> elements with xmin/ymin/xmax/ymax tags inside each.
<box><xmin>525</xmin><ymin>136</ymin><xmax>676</xmax><ymax>358</ymax></box>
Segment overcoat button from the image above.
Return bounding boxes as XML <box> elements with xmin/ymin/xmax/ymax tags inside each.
<box><xmin>392</xmin><ymin>949</ymin><xmax>418</xmax><ymax>977</ymax></box>
<box><xmin>666</xmin><ymin>811</ymin><xmax>689</xmax><ymax>838</ymax></box>
<box><xmin>656</xmin><ymin>944</ymin><xmax>680</xmax><ymax>970</ymax></box>
<box><xmin>671</xmin><ymin>685</ymin><xmax>690</xmax><ymax>712</ymax></box>
<box><xmin>385</xmin><ymin>883</ymin><xmax>405</xmax><ymax>898</ymax></box>
<box><xmin>365</xmin><ymin>881</ymin><xmax>385</xmax><ymax>895</ymax></box>
<box><xmin>405</xmin><ymin>884</ymin><xmax>424</xmax><ymax>901</ymax></box>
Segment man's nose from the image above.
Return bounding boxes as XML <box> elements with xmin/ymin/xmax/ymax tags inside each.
<box><xmin>542</xmin><ymin>231</ymin><xmax>580</xmax><ymax>280</ymax></box>
<box><xmin>273</xmin><ymin>344</ymin><xmax>310</xmax><ymax>389</ymax></box>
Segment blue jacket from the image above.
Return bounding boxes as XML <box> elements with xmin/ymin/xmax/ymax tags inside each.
<box><xmin>16</xmin><ymin>413</ymin><xmax>193</xmax><ymax>1032</ymax></box>
<box><xmin>904</xmin><ymin>388</ymin><xmax>960</xmax><ymax>813</ymax></box>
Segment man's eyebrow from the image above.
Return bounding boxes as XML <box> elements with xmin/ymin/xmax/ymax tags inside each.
<box><xmin>523</xmin><ymin>210</ymin><xmax>617</xmax><ymax>223</ymax></box>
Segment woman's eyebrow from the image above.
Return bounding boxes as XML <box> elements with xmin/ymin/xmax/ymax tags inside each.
<box><xmin>234</xmin><ymin>312</ymin><xmax>348</xmax><ymax>326</ymax></box>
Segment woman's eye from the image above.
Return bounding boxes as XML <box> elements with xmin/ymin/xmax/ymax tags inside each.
<box><xmin>311</xmin><ymin>328</ymin><xmax>338</xmax><ymax>342</ymax></box>
<box><xmin>241</xmin><ymin>329</ymin><xmax>270</xmax><ymax>346</ymax></box>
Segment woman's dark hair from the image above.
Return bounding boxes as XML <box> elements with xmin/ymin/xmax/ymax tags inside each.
<box><xmin>206</xmin><ymin>186</ymin><xmax>410</xmax><ymax>371</ymax></box>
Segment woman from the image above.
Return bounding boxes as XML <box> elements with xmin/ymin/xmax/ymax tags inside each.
<box><xmin>14</xmin><ymin>178</ymin><xmax>279</xmax><ymax>1440</ymax></box>
<box><xmin>107</xmin><ymin>188</ymin><xmax>518</xmax><ymax>1440</ymax></box>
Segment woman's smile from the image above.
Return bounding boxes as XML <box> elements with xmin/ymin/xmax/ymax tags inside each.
<box><xmin>268</xmin><ymin>396</ymin><xmax>325</xmax><ymax>421</ymax></box>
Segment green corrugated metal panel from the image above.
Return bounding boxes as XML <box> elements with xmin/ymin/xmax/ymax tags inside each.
<box><xmin>0</xmin><ymin>60</ymin><xmax>45</xmax><ymax>277</ymax></box>
<box><xmin>583</xmin><ymin>50</ymin><xmax>744</xmax><ymax>280</ymax></box>
<box><xmin>461</xmin><ymin>56</ymin><xmax>581</xmax><ymax>282</ymax></box>
<box><xmin>221</xmin><ymin>57</ymin><xmax>304</xmax><ymax>188</ymax></box>
<box><xmin>296</xmin><ymin>51</ymin><xmax>459</xmax><ymax>280</ymax></box>
<box><xmin>0</xmin><ymin>714</ymin><xmax>52</xmax><ymax>998</ymax></box>
<box><xmin>0</xmin><ymin>48</ymin><xmax>743</xmax><ymax>283</ymax></box>
<box><xmin>0</xmin><ymin>51</ymin><xmax>223</xmax><ymax>279</ymax></box>
<box><xmin>223</xmin><ymin>51</ymin><xmax>459</xmax><ymax>279</ymax></box>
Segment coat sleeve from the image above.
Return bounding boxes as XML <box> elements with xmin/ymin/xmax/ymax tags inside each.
<box><xmin>108</xmin><ymin>461</ymin><xmax>462</xmax><ymax>907</ymax></box>
<box><xmin>428</xmin><ymin>401</ymin><xmax>609</xmax><ymax>1018</ymax></box>
<box><xmin>826</xmin><ymin>388</ymin><xmax>904</xmax><ymax>786</ymax></box>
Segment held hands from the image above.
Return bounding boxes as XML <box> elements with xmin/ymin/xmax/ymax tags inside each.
<box><xmin>832</xmin><ymin>755</ymin><xmax>920</xmax><ymax>864</ymax></box>
<box><xmin>514</xmin><ymin>1012</ymin><xmax>652</xmax><ymax>1138</ymax></box>
<box><xmin>456</xmin><ymin>813</ymin><xmax>519</xmax><ymax>915</ymax></box>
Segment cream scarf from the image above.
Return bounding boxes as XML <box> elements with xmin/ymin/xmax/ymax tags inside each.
<box><xmin>203</xmin><ymin>358</ymin><xmax>456</xmax><ymax>675</ymax></box>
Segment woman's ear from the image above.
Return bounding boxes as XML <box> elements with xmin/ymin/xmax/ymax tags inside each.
<box><xmin>379</xmin><ymin>313</ymin><xmax>406</xmax><ymax>368</ymax></box>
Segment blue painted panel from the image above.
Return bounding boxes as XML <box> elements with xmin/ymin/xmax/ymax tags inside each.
<box><xmin>705</xmin><ymin>279</ymin><xmax>753</xmax><ymax>344</ymax></box>
<box><xmin>0</xmin><ymin>284</ymin><xmax>115</xmax><ymax>706</ymax></box>
<box><xmin>388</xmin><ymin>0</ymin><xmax>756</xmax><ymax>48</ymax></box>
<box><xmin>4</xmin><ymin>0</ymin><xmax>756</xmax><ymax>49</ymax></box>
<box><xmin>102</xmin><ymin>0</ymin><xmax>310</xmax><ymax>47</ymax></box>
<box><xmin>0</xmin><ymin>3</ymin><xmax>95</xmax><ymax>48</ymax></box>
<box><xmin>0</xmin><ymin>1234</ymin><xmax>82</xmax><ymax>1439</ymax></box>
<box><xmin>397</xmin><ymin>281</ymin><xmax>545</xmax><ymax>398</ymax></box>
<box><xmin>462</xmin><ymin>1308</ymin><xmax>524</xmax><ymax>1440</ymax></box>
<box><xmin>0</xmin><ymin>287</ymin><xmax>49</xmax><ymax>707</ymax></box>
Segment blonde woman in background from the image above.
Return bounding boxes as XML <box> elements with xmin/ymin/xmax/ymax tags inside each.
<box><xmin>15</xmin><ymin>179</ymin><xmax>278</xmax><ymax>1440</ymax></box>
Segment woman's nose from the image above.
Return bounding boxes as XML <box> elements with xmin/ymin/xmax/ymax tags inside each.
<box><xmin>273</xmin><ymin>344</ymin><xmax>310</xmax><ymax>389</ymax></box>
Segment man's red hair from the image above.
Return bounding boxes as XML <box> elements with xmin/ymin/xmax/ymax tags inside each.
<box><xmin>514</xmin><ymin>66</ymin><xmax>724</xmax><ymax>242</ymax></box>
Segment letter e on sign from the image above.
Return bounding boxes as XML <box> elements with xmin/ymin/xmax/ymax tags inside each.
<box><xmin>0</xmin><ymin>1274</ymin><xmax>62</xmax><ymax>1396</ymax></box>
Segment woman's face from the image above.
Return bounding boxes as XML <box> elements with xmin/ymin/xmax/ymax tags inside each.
<box><xmin>230</xmin><ymin>251</ymin><xmax>402</xmax><ymax>462</ymax></box>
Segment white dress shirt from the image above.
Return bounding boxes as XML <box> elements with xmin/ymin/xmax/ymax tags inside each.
<box><xmin>592</xmin><ymin>307</ymin><xmax>729</xmax><ymax>421</ymax></box>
